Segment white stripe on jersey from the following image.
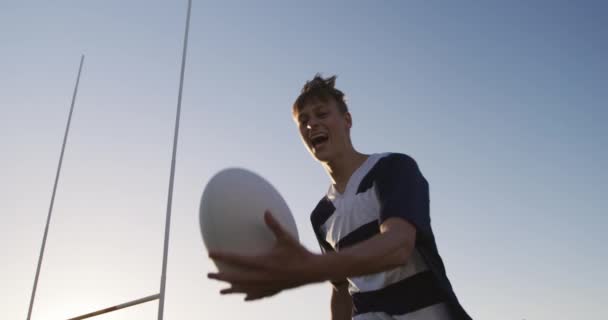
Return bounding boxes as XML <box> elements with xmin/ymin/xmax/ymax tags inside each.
<box><xmin>347</xmin><ymin>249</ymin><xmax>429</xmax><ymax>293</ymax></box>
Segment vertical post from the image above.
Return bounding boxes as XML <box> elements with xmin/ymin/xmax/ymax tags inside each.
<box><xmin>27</xmin><ymin>54</ymin><xmax>85</xmax><ymax>320</ymax></box>
<box><xmin>157</xmin><ymin>0</ymin><xmax>192</xmax><ymax>319</ymax></box>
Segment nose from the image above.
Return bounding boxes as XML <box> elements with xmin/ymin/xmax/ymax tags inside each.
<box><xmin>306</xmin><ymin>117</ymin><xmax>319</xmax><ymax>130</ymax></box>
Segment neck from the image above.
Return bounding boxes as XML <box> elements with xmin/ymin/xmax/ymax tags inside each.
<box><xmin>323</xmin><ymin>149</ymin><xmax>369</xmax><ymax>193</ymax></box>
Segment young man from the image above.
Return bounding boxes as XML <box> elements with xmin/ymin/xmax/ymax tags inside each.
<box><xmin>208</xmin><ymin>74</ymin><xmax>472</xmax><ymax>319</ymax></box>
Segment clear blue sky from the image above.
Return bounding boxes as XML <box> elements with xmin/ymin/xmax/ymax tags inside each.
<box><xmin>1</xmin><ymin>1</ymin><xmax>606</xmax><ymax>319</ymax></box>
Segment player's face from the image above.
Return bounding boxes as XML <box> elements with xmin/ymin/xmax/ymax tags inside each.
<box><xmin>294</xmin><ymin>98</ymin><xmax>352</xmax><ymax>162</ymax></box>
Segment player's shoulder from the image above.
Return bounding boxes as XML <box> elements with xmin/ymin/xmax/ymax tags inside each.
<box><xmin>374</xmin><ymin>152</ymin><xmax>420</xmax><ymax>171</ymax></box>
<box><xmin>356</xmin><ymin>152</ymin><xmax>422</xmax><ymax>192</ymax></box>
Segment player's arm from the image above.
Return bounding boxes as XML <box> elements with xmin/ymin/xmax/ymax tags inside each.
<box><xmin>330</xmin><ymin>281</ymin><xmax>352</xmax><ymax>320</ymax></box>
<box><xmin>208</xmin><ymin>155</ymin><xmax>424</xmax><ymax>300</ymax></box>
<box><xmin>207</xmin><ymin>213</ymin><xmax>416</xmax><ymax>299</ymax></box>
<box><xmin>311</xmin><ymin>217</ymin><xmax>416</xmax><ymax>283</ymax></box>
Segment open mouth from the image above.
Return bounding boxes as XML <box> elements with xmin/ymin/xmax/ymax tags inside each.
<box><xmin>310</xmin><ymin>134</ymin><xmax>329</xmax><ymax>149</ymax></box>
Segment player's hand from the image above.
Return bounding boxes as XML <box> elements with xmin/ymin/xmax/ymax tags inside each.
<box><xmin>207</xmin><ymin>211</ymin><xmax>321</xmax><ymax>301</ymax></box>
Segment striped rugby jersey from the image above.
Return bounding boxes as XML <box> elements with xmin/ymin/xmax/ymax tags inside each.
<box><xmin>310</xmin><ymin>153</ymin><xmax>471</xmax><ymax>320</ymax></box>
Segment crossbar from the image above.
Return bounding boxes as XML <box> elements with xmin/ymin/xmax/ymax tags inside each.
<box><xmin>66</xmin><ymin>293</ymin><xmax>160</xmax><ymax>320</ymax></box>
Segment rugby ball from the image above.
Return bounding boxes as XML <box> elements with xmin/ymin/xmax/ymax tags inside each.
<box><xmin>199</xmin><ymin>168</ymin><xmax>299</xmax><ymax>273</ymax></box>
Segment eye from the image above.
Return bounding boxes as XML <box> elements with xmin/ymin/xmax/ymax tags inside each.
<box><xmin>317</xmin><ymin>112</ymin><xmax>328</xmax><ymax>118</ymax></box>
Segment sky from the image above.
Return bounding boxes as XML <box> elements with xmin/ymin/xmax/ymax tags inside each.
<box><xmin>1</xmin><ymin>1</ymin><xmax>607</xmax><ymax>319</ymax></box>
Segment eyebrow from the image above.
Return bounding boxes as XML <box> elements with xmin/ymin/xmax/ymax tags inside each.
<box><xmin>296</xmin><ymin>104</ymin><xmax>327</xmax><ymax>122</ymax></box>
<box><xmin>308</xmin><ymin>105</ymin><xmax>327</xmax><ymax>114</ymax></box>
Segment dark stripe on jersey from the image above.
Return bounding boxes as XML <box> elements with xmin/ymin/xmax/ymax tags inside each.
<box><xmin>356</xmin><ymin>163</ymin><xmax>378</xmax><ymax>194</ymax></box>
<box><xmin>317</xmin><ymin>236</ymin><xmax>334</xmax><ymax>252</ymax></box>
<box><xmin>310</xmin><ymin>197</ymin><xmax>336</xmax><ymax>231</ymax></box>
<box><xmin>356</xmin><ymin>154</ymin><xmax>406</xmax><ymax>195</ymax></box>
<box><xmin>351</xmin><ymin>270</ymin><xmax>447</xmax><ymax>316</ymax></box>
<box><xmin>335</xmin><ymin>220</ymin><xmax>379</xmax><ymax>250</ymax></box>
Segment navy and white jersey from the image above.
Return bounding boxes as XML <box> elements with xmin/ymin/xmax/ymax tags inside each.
<box><xmin>310</xmin><ymin>153</ymin><xmax>471</xmax><ymax>320</ymax></box>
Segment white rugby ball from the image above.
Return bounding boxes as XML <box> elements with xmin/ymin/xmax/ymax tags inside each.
<box><xmin>199</xmin><ymin>168</ymin><xmax>299</xmax><ymax>273</ymax></box>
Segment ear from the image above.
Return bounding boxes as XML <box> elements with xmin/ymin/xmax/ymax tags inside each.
<box><xmin>344</xmin><ymin>112</ymin><xmax>352</xmax><ymax>129</ymax></box>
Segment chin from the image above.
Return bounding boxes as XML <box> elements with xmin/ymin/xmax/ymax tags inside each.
<box><xmin>312</xmin><ymin>150</ymin><xmax>334</xmax><ymax>163</ymax></box>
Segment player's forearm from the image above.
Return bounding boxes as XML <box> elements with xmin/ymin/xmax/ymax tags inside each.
<box><xmin>330</xmin><ymin>283</ymin><xmax>352</xmax><ymax>320</ymax></box>
<box><xmin>311</xmin><ymin>227</ymin><xmax>413</xmax><ymax>283</ymax></box>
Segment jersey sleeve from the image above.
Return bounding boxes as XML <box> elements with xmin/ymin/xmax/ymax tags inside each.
<box><xmin>374</xmin><ymin>154</ymin><xmax>431</xmax><ymax>235</ymax></box>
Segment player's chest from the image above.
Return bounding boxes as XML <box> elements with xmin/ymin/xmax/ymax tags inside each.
<box><xmin>323</xmin><ymin>186</ymin><xmax>381</xmax><ymax>249</ymax></box>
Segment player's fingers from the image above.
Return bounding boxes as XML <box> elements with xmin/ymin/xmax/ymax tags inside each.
<box><xmin>208</xmin><ymin>251</ymin><xmax>266</xmax><ymax>269</ymax></box>
<box><xmin>220</xmin><ymin>285</ymin><xmax>247</xmax><ymax>295</ymax></box>
<box><xmin>207</xmin><ymin>270</ymin><xmax>279</xmax><ymax>286</ymax></box>
<box><xmin>264</xmin><ymin>210</ymin><xmax>292</xmax><ymax>242</ymax></box>
<box><xmin>244</xmin><ymin>289</ymin><xmax>279</xmax><ymax>301</ymax></box>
